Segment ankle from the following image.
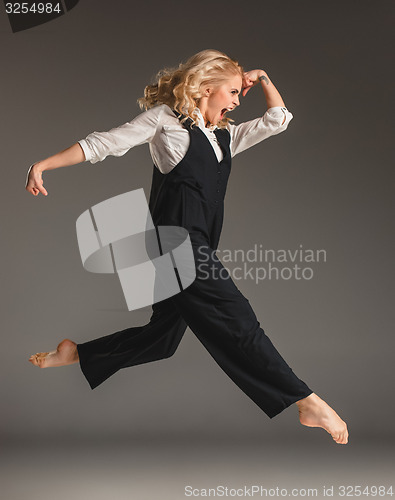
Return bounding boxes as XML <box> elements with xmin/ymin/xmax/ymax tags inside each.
<box><xmin>296</xmin><ymin>393</ymin><xmax>316</xmax><ymax>409</ymax></box>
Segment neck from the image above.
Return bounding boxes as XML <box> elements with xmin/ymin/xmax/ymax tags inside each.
<box><xmin>196</xmin><ymin>105</ymin><xmax>215</xmax><ymax>129</ymax></box>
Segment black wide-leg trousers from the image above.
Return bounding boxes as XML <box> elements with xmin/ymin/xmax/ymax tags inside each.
<box><xmin>76</xmin><ymin>245</ymin><xmax>312</xmax><ymax>418</ymax></box>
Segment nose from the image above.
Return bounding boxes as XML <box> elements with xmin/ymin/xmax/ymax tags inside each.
<box><xmin>233</xmin><ymin>95</ymin><xmax>240</xmax><ymax>107</ymax></box>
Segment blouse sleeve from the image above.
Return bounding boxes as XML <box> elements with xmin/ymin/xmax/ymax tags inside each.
<box><xmin>78</xmin><ymin>104</ymin><xmax>165</xmax><ymax>164</ymax></box>
<box><xmin>228</xmin><ymin>106</ymin><xmax>293</xmax><ymax>158</ymax></box>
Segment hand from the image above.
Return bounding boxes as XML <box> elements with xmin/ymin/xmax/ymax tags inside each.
<box><xmin>242</xmin><ymin>69</ymin><xmax>268</xmax><ymax>97</ymax></box>
<box><xmin>25</xmin><ymin>163</ymin><xmax>48</xmax><ymax>196</ymax></box>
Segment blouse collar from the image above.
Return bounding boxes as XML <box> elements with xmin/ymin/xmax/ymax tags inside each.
<box><xmin>193</xmin><ymin>107</ymin><xmax>218</xmax><ymax>132</ymax></box>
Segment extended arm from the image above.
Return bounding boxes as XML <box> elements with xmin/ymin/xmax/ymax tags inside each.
<box><xmin>25</xmin><ymin>105</ymin><xmax>163</xmax><ymax>197</ymax></box>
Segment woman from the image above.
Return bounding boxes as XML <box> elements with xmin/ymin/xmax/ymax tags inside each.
<box><xmin>26</xmin><ymin>49</ymin><xmax>348</xmax><ymax>444</ymax></box>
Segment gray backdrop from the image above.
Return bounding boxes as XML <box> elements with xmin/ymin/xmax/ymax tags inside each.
<box><xmin>0</xmin><ymin>1</ymin><xmax>394</xmax><ymax>497</ymax></box>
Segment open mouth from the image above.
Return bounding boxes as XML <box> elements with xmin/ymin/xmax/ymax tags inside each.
<box><xmin>220</xmin><ymin>107</ymin><xmax>232</xmax><ymax>120</ymax></box>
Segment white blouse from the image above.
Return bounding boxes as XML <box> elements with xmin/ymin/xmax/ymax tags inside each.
<box><xmin>78</xmin><ymin>104</ymin><xmax>293</xmax><ymax>174</ymax></box>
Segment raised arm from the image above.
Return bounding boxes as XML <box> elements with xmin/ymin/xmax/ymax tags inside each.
<box><xmin>228</xmin><ymin>69</ymin><xmax>293</xmax><ymax>158</ymax></box>
<box><xmin>242</xmin><ymin>69</ymin><xmax>285</xmax><ymax>120</ymax></box>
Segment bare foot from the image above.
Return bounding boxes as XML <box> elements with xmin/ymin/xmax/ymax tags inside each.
<box><xmin>296</xmin><ymin>393</ymin><xmax>349</xmax><ymax>444</ymax></box>
<box><xmin>29</xmin><ymin>339</ymin><xmax>79</xmax><ymax>368</ymax></box>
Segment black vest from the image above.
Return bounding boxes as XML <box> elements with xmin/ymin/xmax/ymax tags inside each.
<box><xmin>148</xmin><ymin>112</ymin><xmax>232</xmax><ymax>251</ymax></box>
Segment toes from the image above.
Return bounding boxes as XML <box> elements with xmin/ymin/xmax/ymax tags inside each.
<box><xmin>28</xmin><ymin>355</ymin><xmax>39</xmax><ymax>366</ymax></box>
<box><xmin>28</xmin><ymin>352</ymin><xmax>49</xmax><ymax>368</ymax></box>
<box><xmin>341</xmin><ymin>426</ymin><xmax>349</xmax><ymax>444</ymax></box>
<box><xmin>333</xmin><ymin>430</ymin><xmax>348</xmax><ymax>444</ymax></box>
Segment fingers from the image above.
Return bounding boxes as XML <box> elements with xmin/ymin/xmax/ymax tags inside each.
<box><xmin>242</xmin><ymin>85</ymin><xmax>252</xmax><ymax>97</ymax></box>
<box><xmin>26</xmin><ymin>182</ymin><xmax>48</xmax><ymax>196</ymax></box>
<box><xmin>37</xmin><ymin>184</ymin><xmax>48</xmax><ymax>196</ymax></box>
<box><xmin>241</xmin><ymin>74</ymin><xmax>257</xmax><ymax>97</ymax></box>
<box><xmin>26</xmin><ymin>183</ymin><xmax>36</xmax><ymax>195</ymax></box>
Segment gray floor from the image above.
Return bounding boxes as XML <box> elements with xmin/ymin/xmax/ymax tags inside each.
<box><xmin>1</xmin><ymin>435</ymin><xmax>394</xmax><ymax>499</ymax></box>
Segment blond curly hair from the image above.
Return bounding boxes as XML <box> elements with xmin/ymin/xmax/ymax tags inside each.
<box><xmin>137</xmin><ymin>49</ymin><xmax>244</xmax><ymax>128</ymax></box>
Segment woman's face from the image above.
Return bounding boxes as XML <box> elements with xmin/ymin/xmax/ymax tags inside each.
<box><xmin>199</xmin><ymin>74</ymin><xmax>242</xmax><ymax>127</ymax></box>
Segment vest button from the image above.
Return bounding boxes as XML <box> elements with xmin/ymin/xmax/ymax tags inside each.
<box><xmin>217</xmin><ymin>171</ymin><xmax>221</xmax><ymax>174</ymax></box>
<box><xmin>216</xmin><ymin>189</ymin><xmax>220</xmax><ymax>193</ymax></box>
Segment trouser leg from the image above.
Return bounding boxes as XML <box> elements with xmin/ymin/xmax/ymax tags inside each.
<box><xmin>171</xmin><ymin>246</ymin><xmax>313</xmax><ymax>418</ymax></box>
<box><xmin>76</xmin><ymin>297</ymin><xmax>187</xmax><ymax>389</ymax></box>
<box><xmin>77</xmin><ymin>245</ymin><xmax>312</xmax><ymax>418</ymax></box>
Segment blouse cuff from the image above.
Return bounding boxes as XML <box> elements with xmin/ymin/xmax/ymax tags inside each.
<box><xmin>265</xmin><ymin>106</ymin><xmax>293</xmax><ymax>127</ymax></box>
<box><xmin>78</xmin><ymin>139</ymin><xmax>93</xmax><ymax>163</ymax></box>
